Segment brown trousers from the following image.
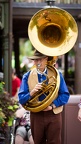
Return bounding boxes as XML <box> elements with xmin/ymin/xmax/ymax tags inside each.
<box><xmin>30</xmin><ymin>110</ymin><xmax>62</xmax><ymax>144</ymax></box>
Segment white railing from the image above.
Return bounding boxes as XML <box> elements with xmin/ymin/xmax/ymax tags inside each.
<box><xmin>14</xmin><ymin>0</ymin><xmax>81</xmax><ymax>4</ymax></box>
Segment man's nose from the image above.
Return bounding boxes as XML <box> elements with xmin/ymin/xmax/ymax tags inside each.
<box><xmin>37</xmin><ymin>59</ymin><xmax>41</xmax><ymax>63</ymax></box>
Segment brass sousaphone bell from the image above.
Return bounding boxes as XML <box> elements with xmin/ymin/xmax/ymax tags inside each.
<box><xmin>28</xmin><ymin>7</ymin><xmax>78</xmax><ymax>56</ymax></box>
<box><xmin>22</xmin><ymin>7</ymin><xmax>78</xmax><ymax>112</ymax></box>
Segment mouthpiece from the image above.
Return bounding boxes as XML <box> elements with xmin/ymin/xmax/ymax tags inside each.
<box><xmin>37</xmin><ymin>64</ymin><xmax>41</xmax><ymax>67</ymax></box>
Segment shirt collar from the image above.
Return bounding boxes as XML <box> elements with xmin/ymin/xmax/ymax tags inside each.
<box><xmin>37</xmin><ymin>67</ymin><xmax>47</xmax><ymax>75</ymax></box>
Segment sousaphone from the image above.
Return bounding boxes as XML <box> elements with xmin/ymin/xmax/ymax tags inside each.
<box><xmin>22</xmin><ymin>7</ymin><xmax>78</xmax><ymax>112</ymax></box>
<box><xmin>28</xmin><ymin>7</ymin><xmax>78</xmax><ymax>56</ymax></box>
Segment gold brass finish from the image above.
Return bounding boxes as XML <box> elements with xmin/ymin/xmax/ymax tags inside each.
<box><xmin>23</xmin><ymin>64</ymin><xmax>60</xmax><ymax>112</ymax></box>
<box><xmin>28</xmin><ymin>7</ymin><xmax>78</xmax><ymax>56</ymax></box>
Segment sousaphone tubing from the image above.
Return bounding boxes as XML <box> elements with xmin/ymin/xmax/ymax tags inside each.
<box><xmin>22</xmin><ymin>7</ymin><xmax>78</xmax><ymax>112</ymax></box>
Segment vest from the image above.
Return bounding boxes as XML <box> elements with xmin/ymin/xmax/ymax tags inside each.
<box><xmin>28</xmin><ymin>68</ymin><xmax>55</xmax><ymax>92</ymax></box>
<box><xmin>28</xmin><ymin>68</ymin><xmax>63</xmax><ymax>114</ymax></box>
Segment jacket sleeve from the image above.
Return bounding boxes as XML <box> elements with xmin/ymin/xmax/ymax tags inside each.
<box><xmin>53</xmin><ymin>72</ymin><xmax>70</xmax><ymax>107</ymax></box>
<box><xmin>18</xmin><ymin>71</ymin><xmax>31</xmax><ymax>105</ymax></box>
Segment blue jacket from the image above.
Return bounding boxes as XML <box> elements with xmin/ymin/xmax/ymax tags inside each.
<box><xmin>18</xmin><ymin>70</ymin><xmax>70</xmax><ymax>107</ymax></box>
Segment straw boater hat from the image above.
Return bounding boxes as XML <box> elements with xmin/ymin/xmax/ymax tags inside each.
<box><xmin>28</xmin><ymin>50</ymin><xmax>53</xmax><ymax>61</ymax></box>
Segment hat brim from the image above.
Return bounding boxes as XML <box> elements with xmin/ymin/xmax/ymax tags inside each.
<box><xmin>28</xmin><ymin>55</ymin><xmax>47</xmax><ymax>60</ymax></box>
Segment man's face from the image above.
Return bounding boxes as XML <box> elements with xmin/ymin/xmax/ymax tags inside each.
<box><xmin>34</xmin><ymin>57</ymin><xmax>48</xmax><ymax>72</ymax></box>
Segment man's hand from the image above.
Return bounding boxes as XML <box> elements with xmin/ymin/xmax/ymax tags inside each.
<box><xmin>43</xmin><ymin>106</ymin><xmax>52</xmax><ymax>111</ymax></box>
<box><xmin>30</xmin><ymin>83</ymin><xmax>42</xmax><ymax>96</ymax></box>
<box><xmin>43</xmin><ymin>104</ymin><xmax>56</xmax><ymax>111</ymax></box>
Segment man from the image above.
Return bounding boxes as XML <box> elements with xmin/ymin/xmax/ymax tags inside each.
<box><xmin>18</xmin><ymin>50</ymin><xmax>70</xmax><ymax>144</ymax></box>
